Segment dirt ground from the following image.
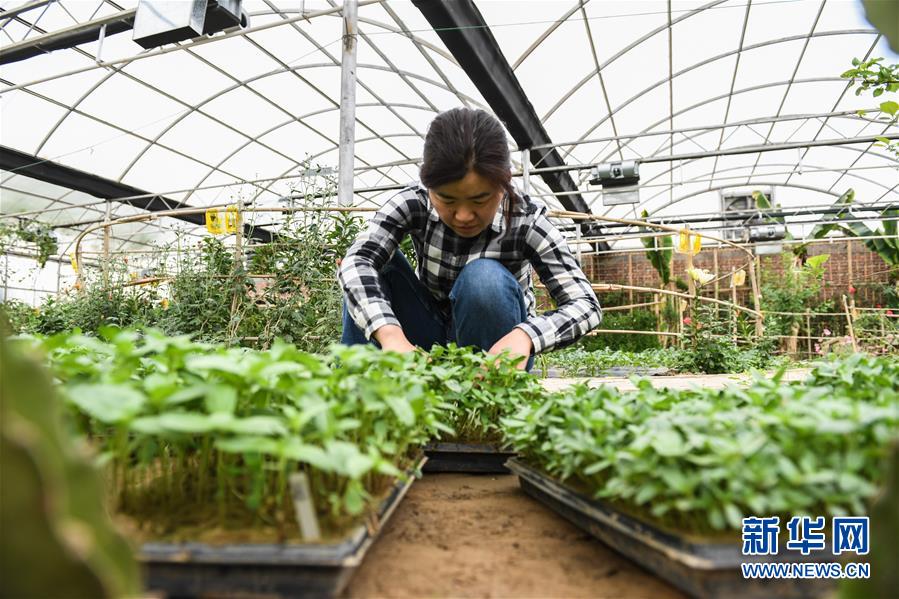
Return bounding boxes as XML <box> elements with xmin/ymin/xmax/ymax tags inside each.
<box><xmin>344</xmin><ymin>473</ymin><xmax>684</xmax><ymax>599</ymax></box>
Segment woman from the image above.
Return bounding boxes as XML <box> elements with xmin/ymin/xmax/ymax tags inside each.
<box><xmin>338</xmin><ymin>108</ymin><xmax>601</xmax><ymax>370</ymax></box>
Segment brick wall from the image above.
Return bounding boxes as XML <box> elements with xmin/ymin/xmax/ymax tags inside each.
<box><xmin>581</xmin><ymin>239</ymin><xmax>895</xmax><ymax>308</ymax></box>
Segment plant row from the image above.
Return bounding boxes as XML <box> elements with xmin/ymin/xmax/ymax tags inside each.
<box><xmin>504</xmin><ymin>353</ymin><xmax>899</xmax><ymax>535</ymax></box>
<box><xmin>18</xmin><ymin>329</ymin><xmax>532</xmax><ymax>542</ymax></box>
<box><xmin>17</xmin><ymin>327</ymin><xmax>899</xmax><ymax>542</ymax></box>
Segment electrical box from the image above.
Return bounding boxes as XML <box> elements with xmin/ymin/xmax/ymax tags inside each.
<box><xmin>203</xmin><ymin>0</ymin><xmax>246</xmax><ymax>34</ymax></box>
<box><xmin>133</xmin><ymin>0</ymin><xmax>207</xmax><ymax>49</ymax></box>
<box><xmin>133</xmin><ymin>0</ymin><xmax>246</xmax><ymax>49</ymax></box>
<box><xmin>748</xmin><ymin>224</ymin><xmax>787</xmax><ymax>242</ymax></box>
<box><xmin>719</xmin><ymin>187</ymin><xmax>775</xmax><ymax>241</ymax></box>
<box><xmin>590</xmin><ymin>160</ymin><xmax>640</xmax><ymax>206</ymax></box>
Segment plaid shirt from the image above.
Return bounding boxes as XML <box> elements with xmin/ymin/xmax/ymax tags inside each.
<box><xmin>338</xmin><ymin>184</ymin><xmax>602</xmax><ymax>353</ymax></box>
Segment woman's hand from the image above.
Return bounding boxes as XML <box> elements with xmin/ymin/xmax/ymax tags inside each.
<box><xmin>488</xmin><ymin>328</ymin><xmax>533</xmax><ymax>370</ymax></box>
<box><xmin>373</xmin><ymin>324</ymin><xmax>417</xmax><ymax>353</ymax></box>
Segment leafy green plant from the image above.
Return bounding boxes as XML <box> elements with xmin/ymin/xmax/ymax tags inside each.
<box><xmin>675</xmin><ymin>302</ymin><xmax>777</xmax><ymax>374</ymax></box>
<box><xmin>810</xmin><ymin>196</ymin><xmax>899</xmax><ymax>273</ymax></box>
<box><xmin>761</xmin><ymin>253</ymin><xmax>832</xmax><ymax>353</ymax></box>
<box><xmin>841</xmin><ymin>57</ymin><xmax>899</xmax><ymax>98</ymax></box>
<box><xmin>1</xmin><ymin>321</ymin><xmax>140</xmax><ymax>598</ymax></box>
<box><xmin>503</xmin><ymin>353</ymin><xmax>899</xmax><ymax>535</ymax></box>
<box><xmin>29</xmin><ymin>259</ymin><xmax>163</xmax><ymax>336</ymax></box>
<box><xmin>18</xmin><ymin>177</ymin><xmax>363</xmax><ymax>352</ymax></box>
<box><xmin>0</xmin><ymin>219</ymin><xmax>58</xmax><ymax>267</ymax></box>
<box><xmin>853</xmin><ymin>311</ymin><xmax>899</xmax><ymax>355</ymax></box>
<box><xmin>27</xmin><ymin>329</ymin><xmax>549</xmax><ymax>540</ymax></box>
<box><xmin>0</xmin><ymin>299</ymin><xmax>41</xmax><ymax>333</ymax></box>
<box><xmin>28</xmin><ymin>328</ymin><xmax>454</xmax><ymax>541</ymax></box>
<box><xmin>639</xmin><ymin>210</ymin><xmax>673</xmax><ymax>286</ymax></box>
<box><xmin>574</xmin><ymin>310</ymin><xmax>661</xmax><ymax>352</ymax></box>
<box><xmin>421</xmin><ymin>344</ymin><xmax>545</xmax><ymax>444</ymax></box>
<box><xmin>543</xmin><ymin>347</ymin><xmax>680</xmax><ymax>377</ymax></box>
<box><xmin>841</xmin><ymin>57</ymin><xmax>898</xmax><ymax>157</ymax></box>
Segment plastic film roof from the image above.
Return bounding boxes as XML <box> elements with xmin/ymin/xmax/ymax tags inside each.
<box><xmin>1</xmin><ymin>0</ymin><xmax>898</xmax><ymax>257</ymax></box>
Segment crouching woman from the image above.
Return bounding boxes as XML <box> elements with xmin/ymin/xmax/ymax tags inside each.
<box><xmin>337</xmin><ymin>107</ymin><xmax>601</xmax><ymax>370</ymax></box>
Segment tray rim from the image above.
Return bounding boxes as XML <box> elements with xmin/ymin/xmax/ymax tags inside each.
<box><xmin>506</xmin><ymin>457</ymin><xmax>839</xmax><ymax>571</ymax></box>
<box><xmin>138</xmin><ymin>455</ymin><xmax>426</xmax><ymax>568</ymax></box>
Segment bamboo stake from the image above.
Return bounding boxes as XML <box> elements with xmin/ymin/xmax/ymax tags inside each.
<box><xmin>654</xmin><ymin>291</ymin><xmax>663</xmax><ymax>346</ymax></box>
<box><xmin>805</xmin><ymin>310</ymin><xmax>812</xmax><ymax>356</ymax></box>
<box><xmin>847</xmin><ymin>239</ymin><xmax>853</xmax><ymax>283</ymax></box>
<box><xmin>546</xmin><ymin>282</ymin><xmax>762</xmax><ymax>318</ymax></box>
<box><xmin>842</xmin><ymin>294</ymin><xmax>859</xmax><ymax>352</ymax></box>
<box><xmin>228</xmin><ymin>200</ymin><xmax>244</xmax><ymax>341</ymax></box>
<box><xmin>748</xmin><ymin>255</ymin><xmax>763</xmax><ymax>337</ymax></box>
<box><xmin>627</xmin><ymin>253</ymin><xmax>634</xmax><ymax>312</ymax></box>
<box><xmin>713</xmin><ymin>247</ymin><xmax>719</xmax><ymax>301</ymax></box>
<box><xmin>731</xmin><ymin>267</ymin><xmax>738</xmax><ymax>341</ymax></box>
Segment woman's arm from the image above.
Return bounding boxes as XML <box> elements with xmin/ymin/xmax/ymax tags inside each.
<box><xmin>337</xmin><ymin>190</ymin><xmax>423</xmax><ymax>348</ymax></box>
<box><xmin>516</xmin><ymin>209</ymin><xmax>603</xmax><ymax>353</ymax></box>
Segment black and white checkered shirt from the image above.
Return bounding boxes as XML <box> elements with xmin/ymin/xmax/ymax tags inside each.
<box><xmin>338</xmin><ymin>184</ymin><xmax>602</xmax><ymax>353</ymax></box>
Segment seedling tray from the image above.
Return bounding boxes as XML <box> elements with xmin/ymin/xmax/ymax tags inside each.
<box><xmin>139</xmin><ymin>457</ymin><xmax>425</xmax><ymax>598</ymax></box>
<box><xmin>507</xmin><ymin>459</ymin><xmax>836</xmax><ymax>599</ymax></box>
<box><xmin>423</xmin><ymin>442</ymin><xmax>515</xmax><ymax>474</ymax></box>
<box><xmin>544</xmin><ymin>366</ymin><xmax>670</xmax><ymax>378</ymax></box>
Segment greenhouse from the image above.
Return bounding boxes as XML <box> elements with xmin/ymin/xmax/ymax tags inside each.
<box><xmin>1</xmin><ymin>0</ymin><xmax>897</xmax><ymax>597</ymax></box>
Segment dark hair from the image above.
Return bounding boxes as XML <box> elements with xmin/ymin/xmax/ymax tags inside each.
<box><xmin>420</xmin><ymin>108</ymin><xmax>519</xmax><ymax>221</ymax></box>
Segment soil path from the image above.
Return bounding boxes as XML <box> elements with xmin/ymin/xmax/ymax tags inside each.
<box><xmin>345</xmin><ymin>473</ymin><xmax>684</xmax><ymax>599</ymax></box>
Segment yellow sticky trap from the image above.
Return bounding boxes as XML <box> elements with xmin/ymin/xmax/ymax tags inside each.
<box><xmin>69</xmin><ymin>252</ymin><xmax>79</xmax><ymax>274</ymax></box>
<box><xmin>691</xmin><ymin>234</ymin><xmax>702</xmax><ymax>255</ymax></box>
<box><xmin>205</xmin><ymin>208</ymin><xmax>225</xmax><ymax>234</ymax></box>
<box><xmin>733</xmin><ymin>269</ymin><xmax>746</xmax><ymax>286</ymax></box>
<box><xmin>676</xmin><ymin>229</ymin><xmax>691</xmax><ymax>254</ymax></box>
<box><xmin>224</xmin><ymin>205</ymin><xmax>239</xmax><ymax>234</ymax></box>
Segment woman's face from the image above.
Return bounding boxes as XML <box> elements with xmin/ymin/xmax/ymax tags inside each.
<box><xmin>428</xmin><ymin>170</ymin><xmax>503</xmax><ymax>238</ymax></box>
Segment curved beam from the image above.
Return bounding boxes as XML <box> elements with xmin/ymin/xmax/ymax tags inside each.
<box><xmin>512</xmin><ymin>0</ymin><xmax>587</xmax><ymax>70</ymax></box>
<box><xmin>117</xmin><ymin>62</ymin><xmax>482</xmax><ymax>184</ymax></box>
<box><xmin>541</xmin><ymin>0</ymin><xmax>728</xmax><ymax>121</ymax></box>
<box><xmin>556</xmin><ymin>30</ymin><xmax>878</xmax><ymax>170</ymax></box>
<box><xmin>184</xmin><ymin>104</ymin><xmax>433</xmax><ymax>205</ymax></box>
<box><xmin>576</xmin><ymin>76</ymin><xmax>876</xmax><ymax>211</ymax></box>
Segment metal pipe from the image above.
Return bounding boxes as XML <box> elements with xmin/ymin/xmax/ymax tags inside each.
<box><xmin>0</xmin><ymin>0</ymin><xmax>54</xmax><ymax>22</ymax></box>
<box><xmin>0</xmin><ymin>0</ymin><xmax>383</xmax><ymax>95</ymax></box>
<box><xmin>521</xmin><ymin>149</ymin><xmax>530</xmax><ymax>195</ymax></box>
<box><xmin>526</xmin><ymin>134</ymin><xmax>899</xmax><ymax>176</ymax></box>
<box><xmin>0</xmin><ymin>8</ymin><xmax>136</xmax><ymax>65</ymax></box>
<box><xmin>337</xmin><ymin>0</ymin><xmax>358</xmax><ymax>207</ymax></box>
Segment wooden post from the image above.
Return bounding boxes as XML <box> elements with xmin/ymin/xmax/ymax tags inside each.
<box><xmin>847</xmin><ymin>239</ymin><xmax>853</xmax><ymax>283</ymax></box>
<box><xmin>627</xmin><ymin>253</ymin><xmax>634</xmax><ymax>312</ymax></box>
<box><xmin>228</xmin><ymin>200</ymin><xmax>245</xmax><ymax>342</ymax></box>
<box><xmin>713</xmin><ymin>247</ymin><xmax>719</xmax><ymax>301</ymax></box>
<box><xmin>731</xmin><ymin>267</ymin><xmax>739</xmax><ymax>341</ymax></box>
<box><xmin>842</xmin><ymin>294</ymin><xmax>859</xmax><ymax>352</ymax></box>
<box><xmin>847</xmin><ymin>239</ymin><xmax>857</xmax><ymax>316</ymax></box>
<box><xmin>805</xmin><ymin>310</ymin><xmax>812</xmax><ymax>357</ymax></box>
<box><xmin>654</xmin><ymin>291</ymin><xmax>663</xmax><ymax>346</ymax></box>
<box><xmin>748</xmin><ymin>253</ymin><xmax>763</xmax><ymax>337</ymax></box>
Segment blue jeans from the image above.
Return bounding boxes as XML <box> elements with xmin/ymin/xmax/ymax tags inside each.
<box><xmin>341</xmin><ymin>252</ymin><xmax>534</xmax><ymax>371</ymax></box>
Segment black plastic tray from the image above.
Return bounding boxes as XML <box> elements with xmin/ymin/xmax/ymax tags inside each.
<box><xmin>140</xmin><ymin>457</ymin><xmax>425</xmax><ymax>598</ymax></box>
<box><xmin>507</xmin><ymin>458</ymin><xmax>836</xmax><ymax>599</ymax></box>
<box><xmin>423</xmin><ymin>442</ymin><xmax>515</xmax><ymax>474</ymax></box>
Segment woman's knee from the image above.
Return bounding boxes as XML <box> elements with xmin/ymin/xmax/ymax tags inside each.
<box><xmin>451</xmin><ymin>259</ymin><xmax>519</xmax><ymax>306</ymax></box>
